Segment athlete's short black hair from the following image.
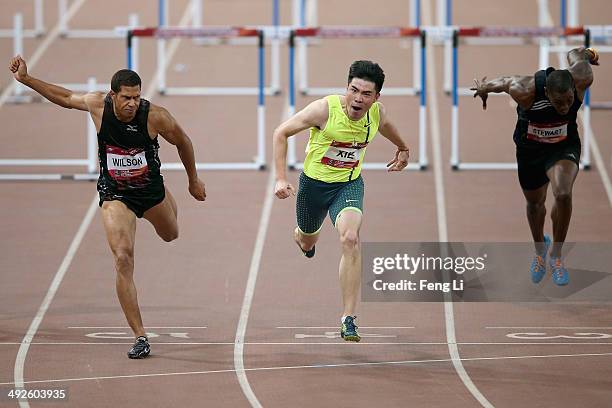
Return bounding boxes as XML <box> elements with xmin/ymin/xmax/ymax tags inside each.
<box><xmin>111</xmin><ymin>69</ymin><xmax>141</xmax><ymax>93</ymax></box>
<box><xmin>546</xmin><ymin>69</ymin><xmax>574</xmax><ymax>94</ymax></box>
<box><xmin>348</xmin><ymin>60</ymin><xmax>385</xmax><ymax>93</ymax></box>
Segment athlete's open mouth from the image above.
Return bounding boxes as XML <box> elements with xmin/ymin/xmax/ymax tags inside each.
<box><xmin>351</xmin><ymin>105</ymin><xmax>362</xmax><ymax>112</ymax></box>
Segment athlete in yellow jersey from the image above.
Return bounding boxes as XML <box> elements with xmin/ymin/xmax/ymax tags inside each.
<box><xmin>273</xmin><ymin>61</ymin><xmax>410</xmax><ymax>341</ymax></box>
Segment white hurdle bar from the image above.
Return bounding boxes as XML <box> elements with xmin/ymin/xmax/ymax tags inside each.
<box><xmin>156</xmin><ymin>0</ymin><xmax>281</xmax><ymax>96</ymax></box>
<box><xmin>287</xmin><ymin>27</ymin><xmax>428</xmax><ymax>171</ymax></box>
<box><xmin>0</xmin><ymin>78</ymin><xmax>99</xmax><ymax>181</ymax></box>
<box><xmin>0</xmin><ymin>0</ymin><xmax>44</xmax><ymax>38</ymax></box>
<box><xmin>450</xmin><ymin>26</ymin><xmax>591</xmax><ymax>171</ymax></box>
<box><xmin>297</xmin><ymin>0</ymin><xmax>422</xmax><ymax>96</ymax></box>
<box><xmin>128</xmin><ymin>27</ymin><xmax>267</xmax><ymax>170</ymax></box>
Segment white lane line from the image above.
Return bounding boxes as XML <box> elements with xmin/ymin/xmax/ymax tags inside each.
<box><xmin>233</xmin><ymin>53</ymin><xmax>297</xmax><ymax>408</ymax></box>
<box><xmin>13</xmin><ymin>195</ymin><xmax>98</xmax><ymax>408</ymax></box>
<box><xmin>70</xmin><ymin>325</ymin><xmax>408</xmax><ymax>329</ymax></box>
<box><xmin>3</xmin><ymin>351</ymin><xmax>611</xmax><ymax>387</ymax></box>
<box><xmin>233</xmin><ymin>171</ymin><xmax>275</xmax><ymax>408</ymax></box>
<box><xmin>12</xmin><ymin>3</ymin><xmax>195</xmax><ymax>407</ymax></box>
<box><xmin>67</xmin><ymin>326</ymin><xmax>208</xmax><ymax>329</ymax></box>
<box><xmin>0</xmin><ymin>0</ymin><xmax>87</xmax><ymax>110</ymax></box>
<box><xmin>276</xmin><ymin>326</ymin><xmax>415</xmax><ymax>329</ymax></box>
<box><xmin>2</xmin><ymin>341</ymin><xmax>612</xmax><ymax>346</ymax></box>
<box><xmin>583</xmin><ymin>126</ymin><xmax>612</xmax><ymax>206</ymax></box>
<box><xmin>487</xmin><ymin>326</ymin><xmax>612</xmax><ymax>329</ymax></box>
<box><xmin>422</xmin><ymin>0</ymin><xmax>494</xmax><ymax>407</ymax></box>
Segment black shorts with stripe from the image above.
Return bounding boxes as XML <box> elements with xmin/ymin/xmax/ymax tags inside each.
<box><xmin>516</xmin><ymin>137</ymin><xmax>581</xmax><ymax>191</ymax></box>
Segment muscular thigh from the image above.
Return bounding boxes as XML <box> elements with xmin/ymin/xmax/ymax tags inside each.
<box><xmin>101</xmin><ymin>200</ymin><xmax>137</xmax><ymax>252</ymax></box>
<box><xmin>296</xmin><ymin>172</ymin><xmax>331</xmax><ymax>235</ymax></box>
<box><xmin>516</xmin><ymin>148</ymin><xmax>550</xmax><ymax>192</ymax></box>
<box><xmin>329</xmin><ymin>176</ymin><xmax>364</xmax><ymax>227</ymax></box>
<box><xmin>546</xmin><ymin>159</ymin><xmax>579</xmax><ymax>195</ymax></box>
<box><xmin>143</xmin><ymin>187</ymin><xmax>178</xmax><ymax>233</ymax></box>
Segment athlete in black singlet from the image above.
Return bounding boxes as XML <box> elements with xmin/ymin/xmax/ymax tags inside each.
<box><xmin>97</xmin><ymin>94</ymin><xmax>166</xmax><ymax>217</ymax></box>
<box><xmin>471</xmin><ymin>47</ymin><xmax>599</xmax><ymax>286</ymax></box>
<box><xmin>9</xmin><ymin>56</ymin><xmax>206</xmax><ymax>358</ymax></box>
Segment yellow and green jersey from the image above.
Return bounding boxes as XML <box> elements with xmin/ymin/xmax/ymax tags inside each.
<box><xmin>303</xmin><ymin>95</ymin><xmax>380</xmax><ymax>183</ymax></box>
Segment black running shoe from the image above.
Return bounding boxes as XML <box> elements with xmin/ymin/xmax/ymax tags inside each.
<box><xmin>294</xmin><ymin>227</ymin><xmax>315</xmax><ymax>258</ymax></box>
<box><xmin>127</xmin><ymin>336</ymin><xmax>150</xmax><ymax>359</ymax></box>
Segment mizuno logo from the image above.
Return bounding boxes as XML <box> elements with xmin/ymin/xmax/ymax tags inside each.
<box><xmin>126</xmin><ymin>125</ymin><xmax>138</xmax><ymax>132</ymax></box>
<box><xmin>364</xmin><ymin>122</ymin><xmax>371</xmax><ymax>128</ymax></box>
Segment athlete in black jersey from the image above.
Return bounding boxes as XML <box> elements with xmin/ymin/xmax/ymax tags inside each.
<box><xmin>471</xmin><ymin>47</ymin><xmax>599</xmax><ymax>286</ymax></box>
<box><xmin>9</xmin><ymin>56</ymin><xmax>206</xmax><ymax>358</ymax></box>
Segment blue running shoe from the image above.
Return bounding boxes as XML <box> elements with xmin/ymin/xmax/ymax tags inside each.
<box><xmin>530</xmin><ymin>235</ymin><xmax>551</xmax><ymax>284</ymax></box>
<box><xmin>340</xmin><ymin>316</ymin><xmax>361</xmax><ymax>342</ymax></box>
<box><xmin>549</xmin><ymin>257</ymin><xmax>569</xmax><ymax>286</ymax></box>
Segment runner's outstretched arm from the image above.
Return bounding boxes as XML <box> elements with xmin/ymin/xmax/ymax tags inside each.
<box><xmin>8</xmin><ymin>54</ymin><xmax>100</xmax><ymax>111</ymax></box>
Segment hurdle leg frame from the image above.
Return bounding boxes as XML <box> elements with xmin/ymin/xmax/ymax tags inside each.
<box><xmin>298</xmin><ymin>1</ymin><xmax>422</xmax><ymax>97</ymax></box>
<box><xmin>0</xmin><ymin>0</ymin><xmax>44</xmax><ymax>38</ymax></box>
<box><xmin>156</xmin><ymin>0</ymin><xmax>280</xmax><ymax>96</ymax></box>
<box><xmin>410</xmin><ymin>0</ymin><xmax>422</xmax><ymax>93</ymax></box>
<box><xmin>0</xmin><ymin>78</ymin><xmax>99</xmax><ymax>181</ymax></box>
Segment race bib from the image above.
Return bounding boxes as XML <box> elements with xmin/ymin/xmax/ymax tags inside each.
<box><xmin>527</xmin><ymin>122</ymin><xmax>568</xmax><ymax>143</ymax></box>
<box><xmin>106</xmin><ymin>145</ymin><xmax>149</xmax><ymax>180</ymax></box>
<box><xmin>321</xmin><ymin>141</ymin><xmax>367</xmax><ymax>169</ymax></box>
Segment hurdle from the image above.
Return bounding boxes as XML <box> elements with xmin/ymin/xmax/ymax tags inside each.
<box><xmin>156</xmin><ymin>0</ymin><xmax>281</xmax><ymax>96</ymax></box>
<box><xmin>0</xmin><ymin>0</ymin><xmax>44</xmax><ymax>38</ymax></box>
<box><xmin>287</xmin><ymin>27</ymin><xmax>428</xmax><ymax>171</ymax></box>
<box><xmin>440</xmin><ymin>0</ymin><xmax>579</xmax><ymax>93</ymax></box>
<box><xmin>449</xmin><ymin>26</ymin><xmax>592</xmax><ymax>171</ymax></box>
<box><xmin>296</xmin><ymin>0</ymin><xmax>423</xmax><ymax>96</ymax></box>
<box><xmin>0</xmin><ymin>78</ymin><xmax>99</xmax><ymax>181</ymax></box>
<box><xmin>128</xmin><ymin>26</ymin><xmax>267</xmax><ymax>170</ymax></box>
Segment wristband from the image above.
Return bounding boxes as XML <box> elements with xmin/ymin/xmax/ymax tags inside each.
<box><xmin>586</xmin><ymin>47</ymin><xmax>599</xmax><ymax>65</ymax></box>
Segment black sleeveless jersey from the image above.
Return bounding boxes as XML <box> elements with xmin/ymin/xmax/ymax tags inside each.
<box><xmin>513</xmin><ymin>67</ymin><xmax>582</xmax><ymax>149</ymax></box>
<box><xmin>97</xmin><ymin>95</ymin><xmax>164</xmax><ymax>195</ymax></box>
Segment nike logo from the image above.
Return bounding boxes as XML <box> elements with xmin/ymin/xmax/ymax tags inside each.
<box><xmin>346</xmin><ymin>199</ymin><xmax>358</xmax><ymax>203</ymax></box>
